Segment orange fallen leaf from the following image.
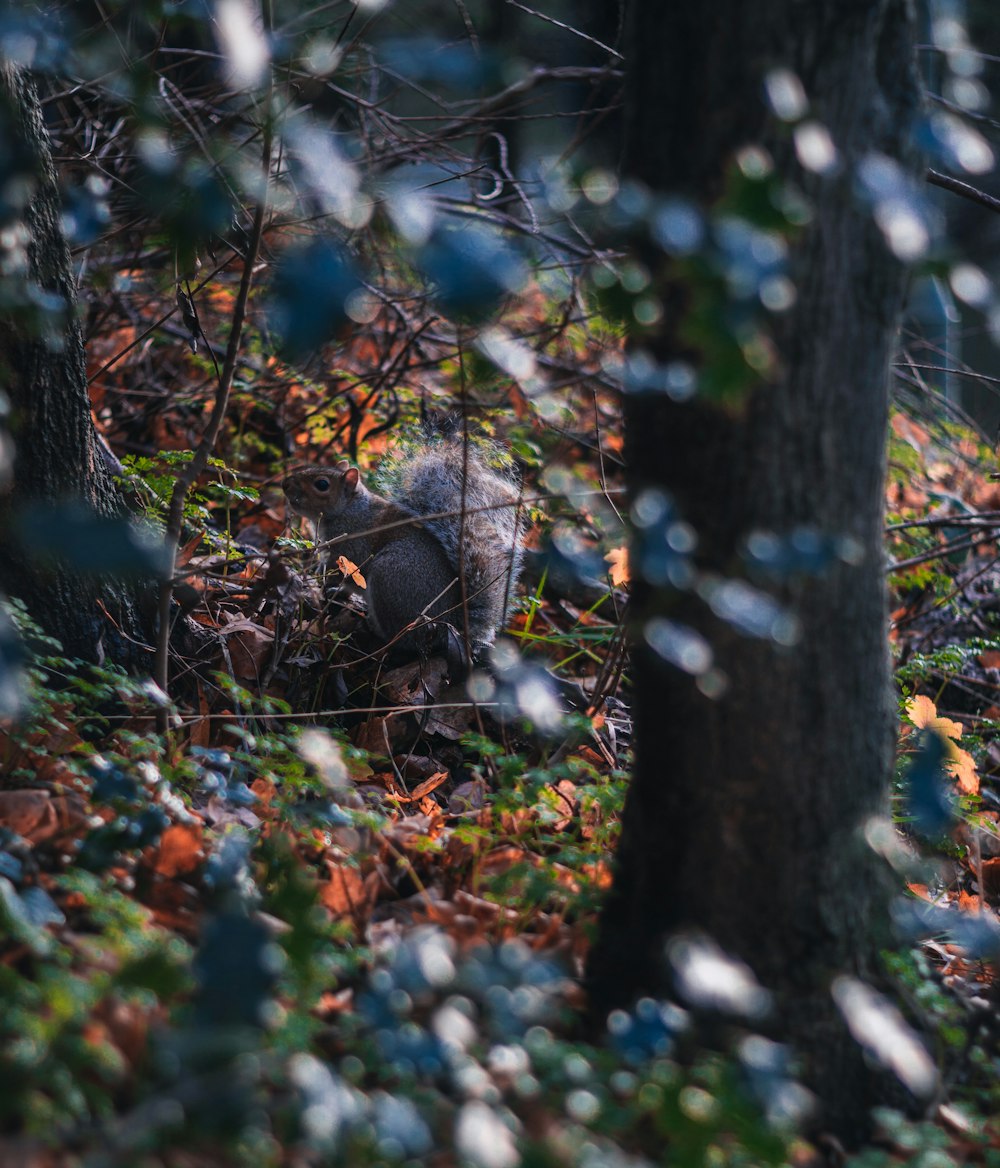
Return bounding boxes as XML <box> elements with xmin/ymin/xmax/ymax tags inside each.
<box><xmin>949</xmin><ymin>747</ymin><xmax>979</xmax><ymax>796</ymax></box>
<box><xmin>336</xmin><ymin>556</ymin><xmax>366</xmax><ymax>589</ymax></box>
<box><xmin>151</xmin><ymin>824</ymin><xmax>204</xmax><ymax>878</ymax></box>
<box><xmin>906</xmin><ymin>695</ymin><xmax>963</xmax><ymax>740</ymax></box>
<box><xmin>319</xmin><ymin>861</ymin><xmax>379</xmax><ymax>920</ymax></box>
<box><xmin>0</xmin><ymin>790</ymin><xmax>87</xmax><ymax>845</ymax></box>
<box><xmin>605</xmin><ymin>545</ymin><xmax>630</xmax><ymax>587</ymax></box>
<box><xmin>410</xmin><ymin>772</ymin><xmax>448</xmax><ymax>801</ymax></box>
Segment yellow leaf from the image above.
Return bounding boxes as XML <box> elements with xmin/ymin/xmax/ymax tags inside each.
<box><xmin>905</xmin><ymin>695</ymin><xmax>937</xmax><ymax>728</ymax></box>
<box><xmin>906</xmin><ymin>696</ymin><xmax>963</xmax><ymax>740</ymax></box>
<box><xmin>947</xmin><ymin>747</ymin><xmax>979</xmax><ymax>796</ymax></box>
<box><xmin>605</xmin><ymin>546</ymin><xmax>630</xmax><ymax>587</ymax></box>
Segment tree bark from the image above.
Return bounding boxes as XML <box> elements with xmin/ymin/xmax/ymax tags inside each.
<box><xmin>587</xmin><ymin>0</ymin><xmax>922</xmax><ymax>1138</ymax></box>
<box><xmin>0</xmin><ymin>65</ymin><xmax>151</xmax><ymax>667</ymax></box>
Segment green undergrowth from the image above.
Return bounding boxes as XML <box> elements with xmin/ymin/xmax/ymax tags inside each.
<box><xmin>0</xmin><ymin>605</ymin><xmax>811</xmax><ymax>1166</ymax></box>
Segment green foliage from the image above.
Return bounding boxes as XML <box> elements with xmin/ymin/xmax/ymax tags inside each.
<box><xmin>0</xmin><ymin>614</ymin><xmax>806</xmax><ymax>1164</ymax></box>
<box><xmin>120</xmin><ymin>453</ymin><xmax>258</xmax><ymax>558</ymax></box>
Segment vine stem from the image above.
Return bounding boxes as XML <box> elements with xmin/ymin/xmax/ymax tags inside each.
<box><xmin>154</xmin><ymin>78</ymin><xmax>274</xmax><ymax>734</ymax></box>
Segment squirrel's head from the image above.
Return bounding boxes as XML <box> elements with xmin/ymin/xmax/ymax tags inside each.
<box><xmin>282</xmin><ymin>462</ymin><xmax>361</xmax><ymax>520</ymax></box>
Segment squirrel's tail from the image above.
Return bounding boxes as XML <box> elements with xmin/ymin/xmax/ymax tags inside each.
<box><xmin>397</xmin><ymin>441</ymin><xmax>526</xmax><ymax>645</ymax></box>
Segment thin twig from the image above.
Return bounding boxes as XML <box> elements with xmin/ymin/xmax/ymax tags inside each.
<box><xmin>153</xmin><ymin>49</ymin><xmax>275</xmax><ymax>731</ymax></box>
<box><xmin>926</xmin><ymin>167</ymin><xmax>1000</xmax><ymax>216</ymax></box>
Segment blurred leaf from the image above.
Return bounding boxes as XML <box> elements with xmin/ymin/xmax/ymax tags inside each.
<box><xmin>193</xmin><ymin>911</ymin><xmax>282</xmax><ymax>1028</ymax></box>
<box><xmin>378</xmin><ymin>37</ymin><xmax>501</xmax><ymax>91</ymax></box>
<box><xmin>698</xmin><ymin>576</ymin><xmax>798</xmax><ymax>643</ymax></box>
<box><xmin>607</xmin><ymin>996</ymin><xmax>686</xmax><ymax>1063</ymax></box>
<box><xmin>418</xmin><ymin>222</ymin><xmax>527</xmax><ymax>321</ymax></box>
<box><xmin>18</xmin><ymin>884</ymin><xmax>64</xmax><ymax>928</ymax></box>
<box><xmin>832</xmin><ymin>976</ymin><xmax>937</xmax><ymax>1098</ymax></box>
<box><xmin>266</xmin><ymin>238</ymin><xmax>359</xmax><ymax>361</ymax></box>
<box><xmin>904</xmin><ymin>730</ymin><xmax>956</xmax><ymax>837</ymax></box>
<box><xmin>17</xmin><ymin>504</ymin><xmax>171</xmax><ymax>578</ymax></box>
<box><xmin>0</xmin><ymin>875</ymin><xmax>51</xmax><ymax>955</ymax></box>
<box><xmin>743</xmin><ymin>528</ymin><xmax>860</xmax><ymax>580</ymax></box>
<box><xmin>61</xmin><ymin>176</ymin><xmax>111</xmax><ymax>246</ymax></box>
<box><xmin>0</xmin><ymin>601</ymin><xmax>26</xmax><ymax>718</ymax></box>
<box><xmin>138</xmin><ymin>154</ymin><xmax>235</xmax><ymax>262</ymax></box>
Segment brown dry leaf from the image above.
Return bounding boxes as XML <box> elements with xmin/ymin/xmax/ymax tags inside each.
<box><xmin>48</xmin><ymin>795</ymin><xmax>91</xmax><ymax>838</ymax></box>
<box><xmin>384</xmin><ymin>812</ymin><xmax>440</xmax><ymax>853</ymax></box>
<box><xmin>353</xmin><ymin>715</ymin><xmax>403</xmax><ymax>755</ymax></box>
<box><xmin>576</xmin><ymin>745</ymin><xmax>606</xmax><ymax>768</ymax></box>
<box><xmin>957</xmin><ymin>889</ymin><xmax>981</xmax><ymax>913</ymax></box>
<box><xmin>320</xmin><ymin>861</ymin><xmax>379</xmax><ymax>920</ymax></box>
<box><xmin>175</xmin><ymin>531</ymin><xmax>204</xmax><ymax>569</ymax></box>
<box><xmin>380</xmin><ymin>659</ymin><xmax>448</xmax><ymax>708</ymax></box>
<box><xmin>480</xmin><ymin>846</ymin><xmax>529</xmax><ymax>877</ymax></box>
<box><xmin>335</xmin><ymin>556</ymin><xmax>366</xmax><ymax>588</ymax></box>
<box><xmin>979</xmin><ymin>857</ymin><xmax>1000</xmax><ymax>899</ymax></box>
<box><xmin>449</xmin><ymin>779</ymin><xmax>486</xmax><ymax>816</ymax></box>
<box><xmin>499</xmin><ymin>808</ymin><xmax>533</xmax><ymax>836</ymax></box>
<box><xmin>151</xmin><ymin>823</ymin><xmax>204</xmax><ymax>878</ymax></box>
<box><xmin>605</xmin><ymin>545</ymin><xmax>630</xmax><ymax>587</ymax></box>
<box><xmin>410</xmin><ymin>772</ymin><xmax>448</xmax><ymax>801</ymax></box>
<box><xmin>582</xmin><ymin>860</ymin><xmax>613</xmax><ymax>889</ymax></box>
<box><xmin>0</xmin><ymin>790</ymin><xmax>56</xmax><ymax>840</ymax></box>
<box><xmin>251</xmin><ymin>777</ymin><xmax>278</xmax><ymax>808</ymax></box>
<box><xmin>347</xmin><ymin>755</ymin><xmax>375</xmax><ymax>783</ymax></box>
<box><xmin>422</xmin><ymin>703</ymin><xmax>476</xmax><ymax>741</ymax></box>
<box><xmin>551</xmin><ymin>780</ymin><xmax>577</xmax><ymax>832</ymax></box>
<box><xmin>188</xmin><ymin>683</ymin><xmax>212</xmax><ymax>750</ymax></box>
<box><xmin>980</xmin><ymin>650</ymin><xmax>1000</xmax><ymax>670</ymax></box>
<box><xmin>221</xmin><ymin>617</ymin><xmax>274</xmax><ymax>678</ymax></box>
<box><xmin>906</xmin><ymin>882</ymin><xmax>932</xmax><ymax>901</ymax></box>
<box><xmin>93</xmin><ymin>998</ymin><xmax>150</xmax><ymax>1069</ymax></box>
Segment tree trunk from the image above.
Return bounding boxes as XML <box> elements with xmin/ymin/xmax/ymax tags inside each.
<box><xmin>0</xmin><ymin>66</ymin><xmax>151</xmax><ymax>667</ymax></box>
<box><xmin>587</xmin><ymin>0</ymin><xmax>922</xmax><ymax>1138</ymax></box>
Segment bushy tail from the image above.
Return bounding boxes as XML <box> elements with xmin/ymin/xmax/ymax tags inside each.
<box><xmin>396</xmin><ymin>440</ymin><xmax>526</xmax><ymax>643</ymax></box>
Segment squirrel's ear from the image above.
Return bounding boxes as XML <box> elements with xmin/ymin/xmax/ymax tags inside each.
<box><xmin>343</xmin><ymin>467</ymin><xmax>360</xmax><ymax>493</ymax></box>
<box><xmin>336</xmin><ymin>459</ymin><xmax>350</xmax><ymax>470</ymax></box>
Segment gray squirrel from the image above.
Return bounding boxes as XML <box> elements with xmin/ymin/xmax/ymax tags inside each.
<box><xmin>282</xmin><ymin>438</ymin><xmax>525</xmax><ymax>656</ymax></box>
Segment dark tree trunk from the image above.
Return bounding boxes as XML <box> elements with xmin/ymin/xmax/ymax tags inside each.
<box><xmin>0</xmin><ymin>65</ymin><xmax>151</xmax><ymax>667</ymax></box>
<box><xmin>587</xmin><ymin>0</ymin><xmax>922</xmax><ymax>1138</ymax></box>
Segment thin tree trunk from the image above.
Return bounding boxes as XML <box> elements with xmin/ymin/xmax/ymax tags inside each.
<box><xmin>588</xmin><ymin>0</ymin><xmax>922</xmax><ymax>1138</ymax></box>
<box><xmin>0</xmin><ymin>65</ymin><xmax>151</xmax><ymax>666</ymax></box>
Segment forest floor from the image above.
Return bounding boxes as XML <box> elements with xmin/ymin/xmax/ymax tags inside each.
<box><xmin>3</xmin><ymin>268</ymin><xmax>1000</xmax><ymax>1165</ymax></box>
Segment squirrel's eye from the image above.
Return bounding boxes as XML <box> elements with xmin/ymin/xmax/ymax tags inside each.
<box><xmin>313</xmin><ymin>477</ymin><xmax>330</xmax><ymax>492</ymax></box>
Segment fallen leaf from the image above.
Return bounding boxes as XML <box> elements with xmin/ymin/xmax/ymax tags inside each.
<box><xmin>605</xmin><ymin>545</ymin><xmax>630</xmax><ymax>587</ymax></box>
<box><xmin>410</xmin><ymin>772</ymin><xmax>448</xmax><ymax>801</ymax></box>
<box><xmin>320</xmin><ymin>861</ymin><xmax>379</xmax><ymax>921</ymax></box>
<box><xmin>335</xmin><ymin>556</ymin><xmax>366</xmax><ymax>588</ymax></box>
<box><xmin>948</xmin><ymin>747</ymin><xmax>979</xmax><ymax>796</ymax></box>
<box><xmin>0</xmin><ymin>790</ymin><xmax>87</xmax><ymax>845</ymax></box>
<box><xmin>906</xmin><ymin>695</ymin><xmax>963</xmax><ymax>740</ymax></box>
<box><xmin>151</xmin><ymin>824</ymin><xmax>204</xmax><ymax>879</ymax></box>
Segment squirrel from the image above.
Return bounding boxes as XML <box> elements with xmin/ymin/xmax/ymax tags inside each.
<box><xmin>282</xmin><ymin>437</ymin><xmax>525</xmax><ymax>657</ymax></box>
